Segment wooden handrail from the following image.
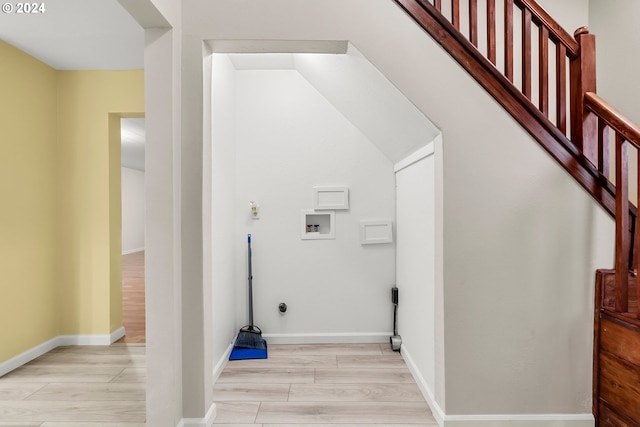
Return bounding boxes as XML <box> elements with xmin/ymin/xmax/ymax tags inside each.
<box><xmin>585</xmin><ymin>92</ymin><xmax>640</xmax><ymax>147</ymax></box>
<box><xmin>414</xmin><ymin>0</ymin><xmax>586</xmax><ymax>147</ymax></box>
<box><xmin>404</xmin><ymin>0</ymin><xmax>615</xmax><ymax>214</ymax></box>
<box><xmin>516</xmin><ymin>0</ymin><xmax>579</xmax><ymax>57</ymax></box>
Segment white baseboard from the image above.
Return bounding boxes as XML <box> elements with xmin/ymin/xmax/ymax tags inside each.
<box><xmin>57</xmin><ymin>327</ymin><xmax>125</xmax><ymax>346</ymax></box>
<box><xmin>0</xmin><ymin>327</ymin><xmax>127</xmax><ymax>377</ymax></box>
<box><xmin>212</xmin><ymin>342</ymin><xmax>233</xmax><ymax>383</ymax></box>
<box><xmin>0</xmin><ymin>336</ymin><xmax>60</xmax><ymax>377</ymax></box>
<box><xmin>401</xmin><ymin>344</ymin><xmax>446</xmax><ymax>426</ymax></box>
<box><xmin>110</xmin><ymin>326</ymin><xmax>126</xmax><ymax>343</ymax></box>
<box><xmin>177</xmin><ymin>403</ymin><xmax>216</xmax><ymax>427</ymax></box>
<box><xmin>443</xmin><ymin>414</ymin><xmax>594</xmax><ymax>426</ymax></box>
<box><xmin>400</xmin><ymin>345</ymin><xmax>594</xmax><ymax>427</ymax></box>
<box><xmin>262</xmin><ymin>332</ymin><xmax>390</xmax><ymax>344</ymax></box>
<box><xmin>122</xmin><ymin>247</ymin><xmax>145</xmax><ymax>255</ymax></box>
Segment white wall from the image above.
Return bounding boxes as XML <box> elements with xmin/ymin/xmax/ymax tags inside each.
<box><xmin>233</xmin><ymin>69</ymin><xmax>396</xmax><ymax>338</ymax></box>
<box><xmin>438</xmin><ymin>63</ymin><xmax>612</xmax><ymax>417</ymax></box>
<box><xmin>537</xmin><ymin>0</ymin><xmax>589</xmax><ymax>35</ymax></box>
<box><xmin>121</xmin><ymin>166</ymin><xmax>145</xmax><ymax>253</ymax></box>
<box><xmin>210</xmin><ymin>54</ymin><xmax>239</xmax><ymax>365</ymax></box>
<box><xmin>395</xmin><ymin>144</ymin><xmax>437</xmax><ymax>407</ymax></box>
<box><xmin>589</xmin><ymin>0</ymin><xmax>640</xmax><ymax>125</ymax></box>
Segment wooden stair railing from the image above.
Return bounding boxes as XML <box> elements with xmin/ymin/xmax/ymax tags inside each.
<box><xmin>394</xmin><ymin>0</ymin><xmax>640</xmax><ymax>315</ymax></box>
<box><xmin>394</xmin><ymin>0</ymin><xmax>616</xmax><ymax>217</ymax></box>
<box><xmin>586</xmin><ymin>92</ymin><xmax>640</xmax><ymax>318</ymax></box>
<box><xmin>405</xmin><ymin>0</ymin><xmax>592</xmax><ymax>142</ymax></box>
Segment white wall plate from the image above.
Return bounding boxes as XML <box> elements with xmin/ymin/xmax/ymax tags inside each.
<box><xmin>360</xmin><ymin>220</ymin><xmax>393</xmax><ymax>244</ymax></box>
<box><xmin>313</xmin><ymin>186</ymin><xmax>349</xmax><ymax>210</ymax></box>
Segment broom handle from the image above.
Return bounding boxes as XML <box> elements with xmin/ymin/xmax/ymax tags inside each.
<box><xmin>393</xmin><ymin>304</ymin><xmax>398</xmax><ymax>336</ymax></box>
<box><xmin>248</xmin><ymin>234</ymin><xmax>254</xmax><ymax>328</ymax></box>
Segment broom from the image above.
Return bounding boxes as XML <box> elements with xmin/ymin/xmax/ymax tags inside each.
<box><xmin>229</xmin><ymin>234</ymin><xmax>268</xmax><ymax>360</ymax></box>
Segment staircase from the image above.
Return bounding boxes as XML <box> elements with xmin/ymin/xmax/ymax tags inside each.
<box><xmin>394</xmin><ymin>0</ymin><xmax>640</xmax><ymax>425</ymax></box>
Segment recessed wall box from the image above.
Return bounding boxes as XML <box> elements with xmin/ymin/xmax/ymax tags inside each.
<box><xmin>301</xmin><ymin>210</ymin><xmax>335</xmax><ymax>240</ymax></box>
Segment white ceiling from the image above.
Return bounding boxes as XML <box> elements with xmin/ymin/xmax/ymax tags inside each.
<box><xmin>0</xmin><ymin>0</ymin><xmax>143</xmax><ymax>70</ymax></box>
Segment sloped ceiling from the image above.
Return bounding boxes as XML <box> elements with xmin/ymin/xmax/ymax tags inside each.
<box><xmin>228</xmin><ymin>45</ymin><xmax>440</xmax><ymax>164</ymax></box>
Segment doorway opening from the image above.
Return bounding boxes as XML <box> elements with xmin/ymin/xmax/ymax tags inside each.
<box><xmin>117</xmin><ymin>116</ymin><xmax>146</xmax><ymax>344</ymax></box>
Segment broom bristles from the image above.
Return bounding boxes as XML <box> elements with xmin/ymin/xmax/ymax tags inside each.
<box><xmin>229</xmin><ymin>326</ymin><xmax>268</xmax><ymax>360</ymax></box>
<box><xmin>234</xmin><ymin>329</ymin><xmax>267</xmax><ymax>350</ymax></box>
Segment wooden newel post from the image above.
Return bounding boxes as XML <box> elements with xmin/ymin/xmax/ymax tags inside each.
<box><xmin>570</xmin><ymin>27</ymin><xmax>597</xmax><ymax>162</ymax></box>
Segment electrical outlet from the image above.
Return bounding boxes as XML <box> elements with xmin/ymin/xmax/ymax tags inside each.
<box><xmin>249</xmin><ymin>201</ymin><xmax>260</xmax><ymax>220</ymax></box>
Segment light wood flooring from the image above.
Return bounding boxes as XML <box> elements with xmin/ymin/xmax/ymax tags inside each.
<box><xmin>0</xmin><ymin>343</ymin><xmax>436</xmax><ymax>426</ymax></box>
<box><xmin>2</xmin><ymin>251</ymin><xmax>435</xmax><ymax>425</ymax></box>
<box><xmin>117</xmin><ymin>251</ymin><xmax>145</xmax><ymax>344</ymax></box>
<box><xmin>214</xmin><ymin>343</ymin><xmax>437</xmax><ymax>425</ymax></box>
<box><xmin>0</xmin><ymin>344</ymin><xmax>146</xmax><ymax>426</ymax></box>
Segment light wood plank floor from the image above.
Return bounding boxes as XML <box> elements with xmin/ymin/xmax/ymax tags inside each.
<box><xmin>0</xmin><ymin>343</ymin><xmax>436</xmax><ymax>425</ymax></box>
<box><xmin>214</xmin><ymin>343</ymin><xmax>438</xmax><ymax>425</ymax></box>
<box><xmin>0</xmin><ymin>344</ymin><xmax>146</xmax><ymax>426</ymax></box>
<box><xmin>1</xmin><ymin>251</ymin><xmax>435</xmax><ymax>425</ymax></box>
<box><xmin>117</xmin><ymin>251</ymin><xmax>145</xmax><ymax>344</ymax></box>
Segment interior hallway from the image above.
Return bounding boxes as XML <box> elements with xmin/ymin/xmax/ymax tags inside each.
<box><xmin>0</xmin><ymin>250</ymin><xmax>436</xmax><ymax>425</ymax></box>
<box><xmin>117</xmin><ymin>251</ymin><xmax>145</xmax><ymax>344</ymax></box>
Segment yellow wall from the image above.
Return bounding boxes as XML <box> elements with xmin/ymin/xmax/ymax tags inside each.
<box><xmin>56</xmin><ymin>70</ymin><xmax>144</xmax><ymax>335</ymax></box>
<box><xmin>0</xmin><ymin>41</ymin><xmax>59</xmax><ymax>361</ymax></box>
<box><xmin>0</xmin><ymin>40</ymin><xmax>144</xmax><ymax>363</ymax></box>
